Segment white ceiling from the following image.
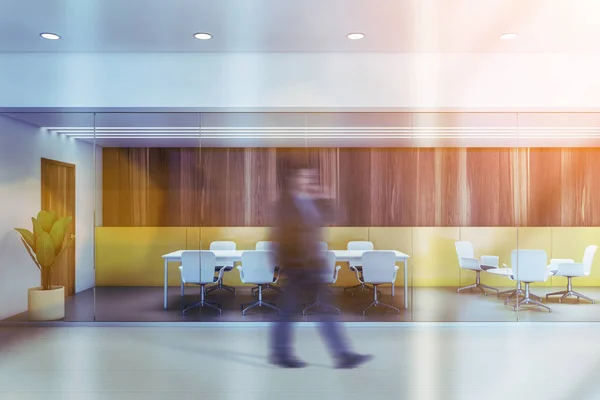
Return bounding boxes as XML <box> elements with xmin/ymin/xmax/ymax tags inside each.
<box><xmin>6</xmin><ymin>112</ymin><xmax>600</xmax><ymax>148</ymax></box>
<box><xmin>1</xmin><ymin>0</ymin><xmax>599</xmax><ymax>53</ymax></box>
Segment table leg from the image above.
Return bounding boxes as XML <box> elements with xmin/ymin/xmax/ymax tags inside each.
<box><xmin>164</xmin><ymin>259</ymin><xmax>168</xmax><ymax>309</ymax></box>
<box><xmin>404</xmin><ymin>258</ymin><xmax>408</xmax><ymax>309</ymax></box>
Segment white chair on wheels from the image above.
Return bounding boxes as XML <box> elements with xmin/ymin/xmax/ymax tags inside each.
<box><xmin>303</xmin><ymin>250</ymin><xmax>342</xmax><ymax>315</ymax></box>
<box><xmin>455</xmin><ymin>241</ymin><xmax>499</xmax><ymax>296</ymax></box>
<box><xmin>178</xmin><ymin>251</ymin><xmax>225</xmax><ymax>315</ymax></box>
<box><xmin>205</xmin><ymin>241</ymin><xmax>237</xmax><ymax>296</ymax></box>
<box><xmin>510</xmin><ymin>249</ymin><xmax>551</xmax><ymax>312</ymax></box>
<box><xmin>353</xmin><ymin>251</ymin><xmax>400</xmax><ymax>315</ymax></box>
<box><xmin>344</xmin><ymin>241</ymin><xmax>380</xmax><ymax>295</ymax></box>
<box><xmin>238</xmin><ymin>250</ymin><xmax>280</xmax><ymax>315</ymax></box>
<box><xmin>254</xmin><ymin>241</ymin><xmax>282</xmax><ymax>296</ymax></box>
<box><xmin>547</xmin><ymin>245</ymin><xmax>597</xmax><ymax>304</ymax></box>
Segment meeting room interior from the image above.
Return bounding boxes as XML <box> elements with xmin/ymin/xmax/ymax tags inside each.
<box><xmin>2</xmin><ymin>110</ymin><xmax>600</xmax><ymax>324</ymax></box>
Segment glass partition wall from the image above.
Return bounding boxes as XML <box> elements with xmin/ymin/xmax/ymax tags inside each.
<box><xmin>4</xmin><ymin>111</ymin><xmax>600</xmax><ymax>323</ymax></box>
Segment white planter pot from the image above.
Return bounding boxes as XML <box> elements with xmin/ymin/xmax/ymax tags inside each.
<box><xmin>28</xmin><ymin>286</ymin><xmax>65</xmax><ymax>321</ymax></box>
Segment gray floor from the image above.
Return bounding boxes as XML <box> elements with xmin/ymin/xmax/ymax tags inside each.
<box><xmin>2</xmin><ymin>324</ymin><xmax>600</xmax><ymax>399</ymax></box>
<box><xmin>5</xmin><ymin>285</ymin><xmax>600</xmax><ymax>323</ymax></box>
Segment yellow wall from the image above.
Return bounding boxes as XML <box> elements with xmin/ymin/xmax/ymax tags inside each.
<box><xmin>95</xmin><ymin>226</ymin><xmax>600</xmax><ymax>287</ymax></box>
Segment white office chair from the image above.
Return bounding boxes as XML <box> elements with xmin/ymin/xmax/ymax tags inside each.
<box><xmin>510</xmin><ymin>249</ymin><xmax>551</xmax><ymax>312</ymax></box>
<box><xmin>352</xmin><ymin>251</ymin><xmax>400</xmax><ymax>315</ymax></box>
<box><xmin>303</xmin><ymin>251</ymin><xmax>342</xmax><ymax>315</ymax></box>
<box><xmin>205</xmin><ymin>241</ymin><xmax>237</xmax><ymax>296</ymax></box>
<box><xmin>547</xmin><ymin>245</ymin><xmax>597</xmax><ymax>304</ymax></box>
<box><xmin>344</xmin><ymin>241</ymin><xmax>380</xmax><ymax>295</ymax></box>
<box><xmin>178</xmin><ymin>251</ymin><xmax>225</xmax><ymax>315</ymax></box>
<box><xmin>455</xmin><ymin>241</ymin><xmax>499</xmax><ymax>296</ymax></box>
<box><xmin>237</xmin><ymin>250</ymin><xmax>280</xmax><ymax>315</ymax></box>
<box><xmin>253</xmin><ymin>241</ymin><xmax>282</xmax><ymax>296</ymax></box>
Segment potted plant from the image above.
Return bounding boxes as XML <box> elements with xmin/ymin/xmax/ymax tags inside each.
<box><xmin>15</xmin><ymin>210</ymin><xmax>74</xmax><ymax>321</ymax></box>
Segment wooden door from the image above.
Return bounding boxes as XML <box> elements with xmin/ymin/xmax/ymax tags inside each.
<box><xmin>41</xmin><ymin>158</ymin><xmax>76</xmax><ymax>297</ymax></box>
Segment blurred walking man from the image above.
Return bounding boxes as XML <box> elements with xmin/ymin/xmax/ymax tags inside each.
<box><xmin>270</xmin><ymin>165</ymin><xmax>373</xmax><ymax>369</ymax></box>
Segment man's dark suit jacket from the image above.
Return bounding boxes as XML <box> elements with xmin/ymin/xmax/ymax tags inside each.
<box><xmin>271</xmin><ymin>193</ymin><xmax>335</xmax><ymax>274</ymax></box>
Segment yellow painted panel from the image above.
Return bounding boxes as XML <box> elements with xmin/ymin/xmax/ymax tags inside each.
<box><xmin>412</xmin><ymin>227</ymin><xmax>461</xmax><ymax>286</ymax></box>
<box><xmin>367</xmin><ymin>227</ymin><xmax>413</xmax><ymax>287</ymax></box>
<box><xmin>516</xmin><ymin>227</ymin><xmax>553</xmax><ymax>287</ymax></box>
<box><xmin>324</xmin><ymin>227</ymin><xmax>370</xmax><ymax>286</ymax></box>
<box><xmin>95</xmin><ymin>227</ymin><xmax>187</xmax><ymax>286</ymax></box>
<box><xmin>459</xmin><ymin>227</ymin><xmax>518</xmax><ymax>288</ymax></box>
<box><xmin>95</xmin><ymin>226</ymin><xmax>600</xmax><ymax>288</ymax></box>
<box><xmin>551</xmin><ymin>228</ymin><xmax>600</xmax><ymax>286</ymax></box>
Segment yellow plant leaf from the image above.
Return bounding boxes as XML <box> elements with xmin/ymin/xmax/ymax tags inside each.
<box><xmin>31</xmin><ymin>217</ymin><xmax>44</xmax><ymax>243</ymax></box>
<box><xmin>49</xmin><ymin>217</ymin><xmax>72</xmax><ymax>254</ymax></box>
<box><xmin>15</xmin><ymin>228</ymin><xmax>35</xmax><ymax>251</ymax></box>
<box><xmin>20</xmin><ymin>238</ymin><xmax>41</xmax><ymax>270</ymax></box>
<box><xmin>37</xmin><ymin>210</ymin><xmax>58</xmax><ymax>233</ymax></box>
<box><xmin>35</xmin><ymin>231</ymin><xmax>55</xmax><ymax>269</ymax></box>
<box><xmin>55</xmin><ymin>236</ymin><xmax>74</xmax><ymax>263</ymax></box>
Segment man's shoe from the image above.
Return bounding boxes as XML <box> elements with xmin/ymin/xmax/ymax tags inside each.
<box><xmin>336</xmin><ymin>353</ymin><xmax>373</xmax><ymax>369</ymax></box>
<box><xmin>270</xmin><ymin>355</ymin><xmax>307</xmax><ymax>368</ymax></box>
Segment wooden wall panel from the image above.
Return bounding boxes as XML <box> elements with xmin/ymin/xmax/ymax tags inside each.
<box><xmin>226</xmin><ymin>149</ymin><xmax>247</xmax><ymax>225</ymax></box>
<box><xmin>559</xmin><ymin>149</ymin><xmax>600</xmax><ymax>226</ymax></box>
<box><xmin>466</xmin><ymin>149</ymin><xmax>514</xmax><ymax>226</ymax></box>
<box><xmin>370</xmin><ymin>149</ymin><xmax>418</xmax><ymax>226</ymax></box>
<box><xmin>527</xmin><ymin>148</ymin><xmax>562</xmax><ymax>226</ymax></box>
<box><xmin>338</xmin><ymin>148</ymin><xmax>371</xmax><ymax>226</ymax></box>
<box><xmin>102</xmin><ymin>147</ymin><xmax>600</xmax><ymax>227</ymax></box>
<box><xmin>246</xmin><ymin>148</ymin><xmax>276</xmax><ymax>226</ymax></box>
<box><xmin>438</xmin><ymin>148</ymin><xmax>462</xmax><ymax>226</ymax></box>
<box><xmin>415</xmin><ymin>149</ymin><xmax>436</xmax><ymax>226</ymax></box>
<box><xmin>179</xmin><ymin>149</ymin><xmax>202</xmax><ymax>225</ymax></box>
<box><xmin>102</xmin><ymin>148</ymin><xmax>120</xmax><ymax>227</ymax></box>
<box><xmin>200</xmin><ymin>149</ymin><xmax>228</xmax><ymax>226</ymax></box>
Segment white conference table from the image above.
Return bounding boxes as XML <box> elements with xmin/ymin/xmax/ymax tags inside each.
<box><xmin>161</xmin><ymin>249</ymin><xmax>411</xmax><ymax>309</ymax></box>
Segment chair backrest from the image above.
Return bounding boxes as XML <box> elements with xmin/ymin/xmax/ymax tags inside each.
<box><xmin>320</xmin><ymin>250</ymin><xmax>337</xmax><ymax>283</ymax></box>
<box><xmin>255</xmin><ymin>241</ymin><xmax>274</xmax><ymax>251</ymax></box>
<box><xmin>347</xmin><ymin>241</ymin><xmax>374</xmax><ymax>251</ymax></box>
<box><xmin>361</xmin><ymin>251</ymin><xmax>397</xmax><ymax>283</ymax></box>
<box><xmin>210</xmin><ymin>241</ymin><xmax>236</xmax><ymax>251</ymax></box>
<box><xmin>583</xmin><ymin>245</ymin><xmax>598</xmax><ymax>275</ymax></box>
<box><xmin>240</xmin><ymin>250</ymin><xmax>276</xmax><ymax>284</ymax></box>
<box><xmin>455</xmin><ymin>241</ymin><xmax>474</xmax><ymax>268</ymax></box>
<box><xmin>348</xmin><ymin>241</ymin><xmax>374</xmax><ymax>267</ymax></box>
<box><xmin>511</xmin><ymin>249</ymin><xmax>548</xmax><ymax>283</ymax></box>
<box><xmin>180</xmin><ymin>251</ymin><xmax>217</xmax><ymax>284</ymax></box>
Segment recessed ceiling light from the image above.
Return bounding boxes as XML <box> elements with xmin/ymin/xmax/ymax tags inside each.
<box><xmin>194</xmin><ymin>32</ymin><xmax>212</xmax><ymax>40</ymax></box>
<box><xmin>40</xmin><ymin>32</ymin><xmax>60</xmax><ymax>40</ymax></box>
<box><xmin>347</xmin><ymin>33</ymin><xmax>365</xmax><ymax>40</ymax></box>
<box><xmin>500</xmin><ymin>33</ymin><xmax>518</xmax><ymax>40</ymax></box>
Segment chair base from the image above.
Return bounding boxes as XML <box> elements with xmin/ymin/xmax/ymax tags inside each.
<box><xmin>361</xmin><ymin>284</ymin><xmax>400</xmax><ymax>316</ymax></box>
<box><xmin>252</xmin><ymin>283</ymin><xmax>282</xmax><ymax>296</ymax></box>
<box><xmin>546</xmin><ymin>290</ymin><xmax>594</xmax><ymax>304</ymax></box>
<box><xmin>206</xmin><ymin>282</ymin><xmax>236</xmax><ymax>296</ymax></box>
<box><xmin>457</xmin><ymin>283</ymin><xmax>499</xmax><ymax>296</ymax></box>
<box><xmin>513</xmin><ymin>297</ymin><xmax>551</xmax><ymax>313</ymax></box>
<box><xmin>241</xmin><ymin>285</ymin><xmax>280</xmax><ymax>315</ymax></box>
<box><xmin>546</xmin><ymin>276</ymin><xmax>594</xmax><ymax>303</ymax></box>
<box><xmin>344</xmin><ymin>283</ymin><xmax>382</xmax><ymax>297</ymax></box>
<box><xmin>362</xmin><ymin>300</ymin><xmax>400</xmax><ymax>316</ymax></box>
<box><xmin>511</xmin><ymin>282</ymin><xmax>551</xmax><ymax>312</ymax></box>
<box><xmin>303</xmin><ymin>299</ymin><xmax>341</xmax><ymax>315</ymax></box>
<box><xmin>504</xmin><ymin>288</ymin><xmax>542</xmax><ymax>305</ymax></box>
<box><xmin>457</xmin><ymin>271</ymin><xmax>499</xmax><ymax>296</ymax></box>
<box><xmin>182</xmin><ymin>300</ymin><xmax>221</xmax><ymax>315</ymax></box>
<box><xmin>241</xmin><ymin>300</ymin><xmax>280</xmax><ymax>315</ymax></box>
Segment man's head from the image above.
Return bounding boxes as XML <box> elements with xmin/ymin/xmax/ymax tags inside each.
<box><xmin>287</xmin><ymin>167</ymin><xmax>319</xmax><ymax>196</ymax></box>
